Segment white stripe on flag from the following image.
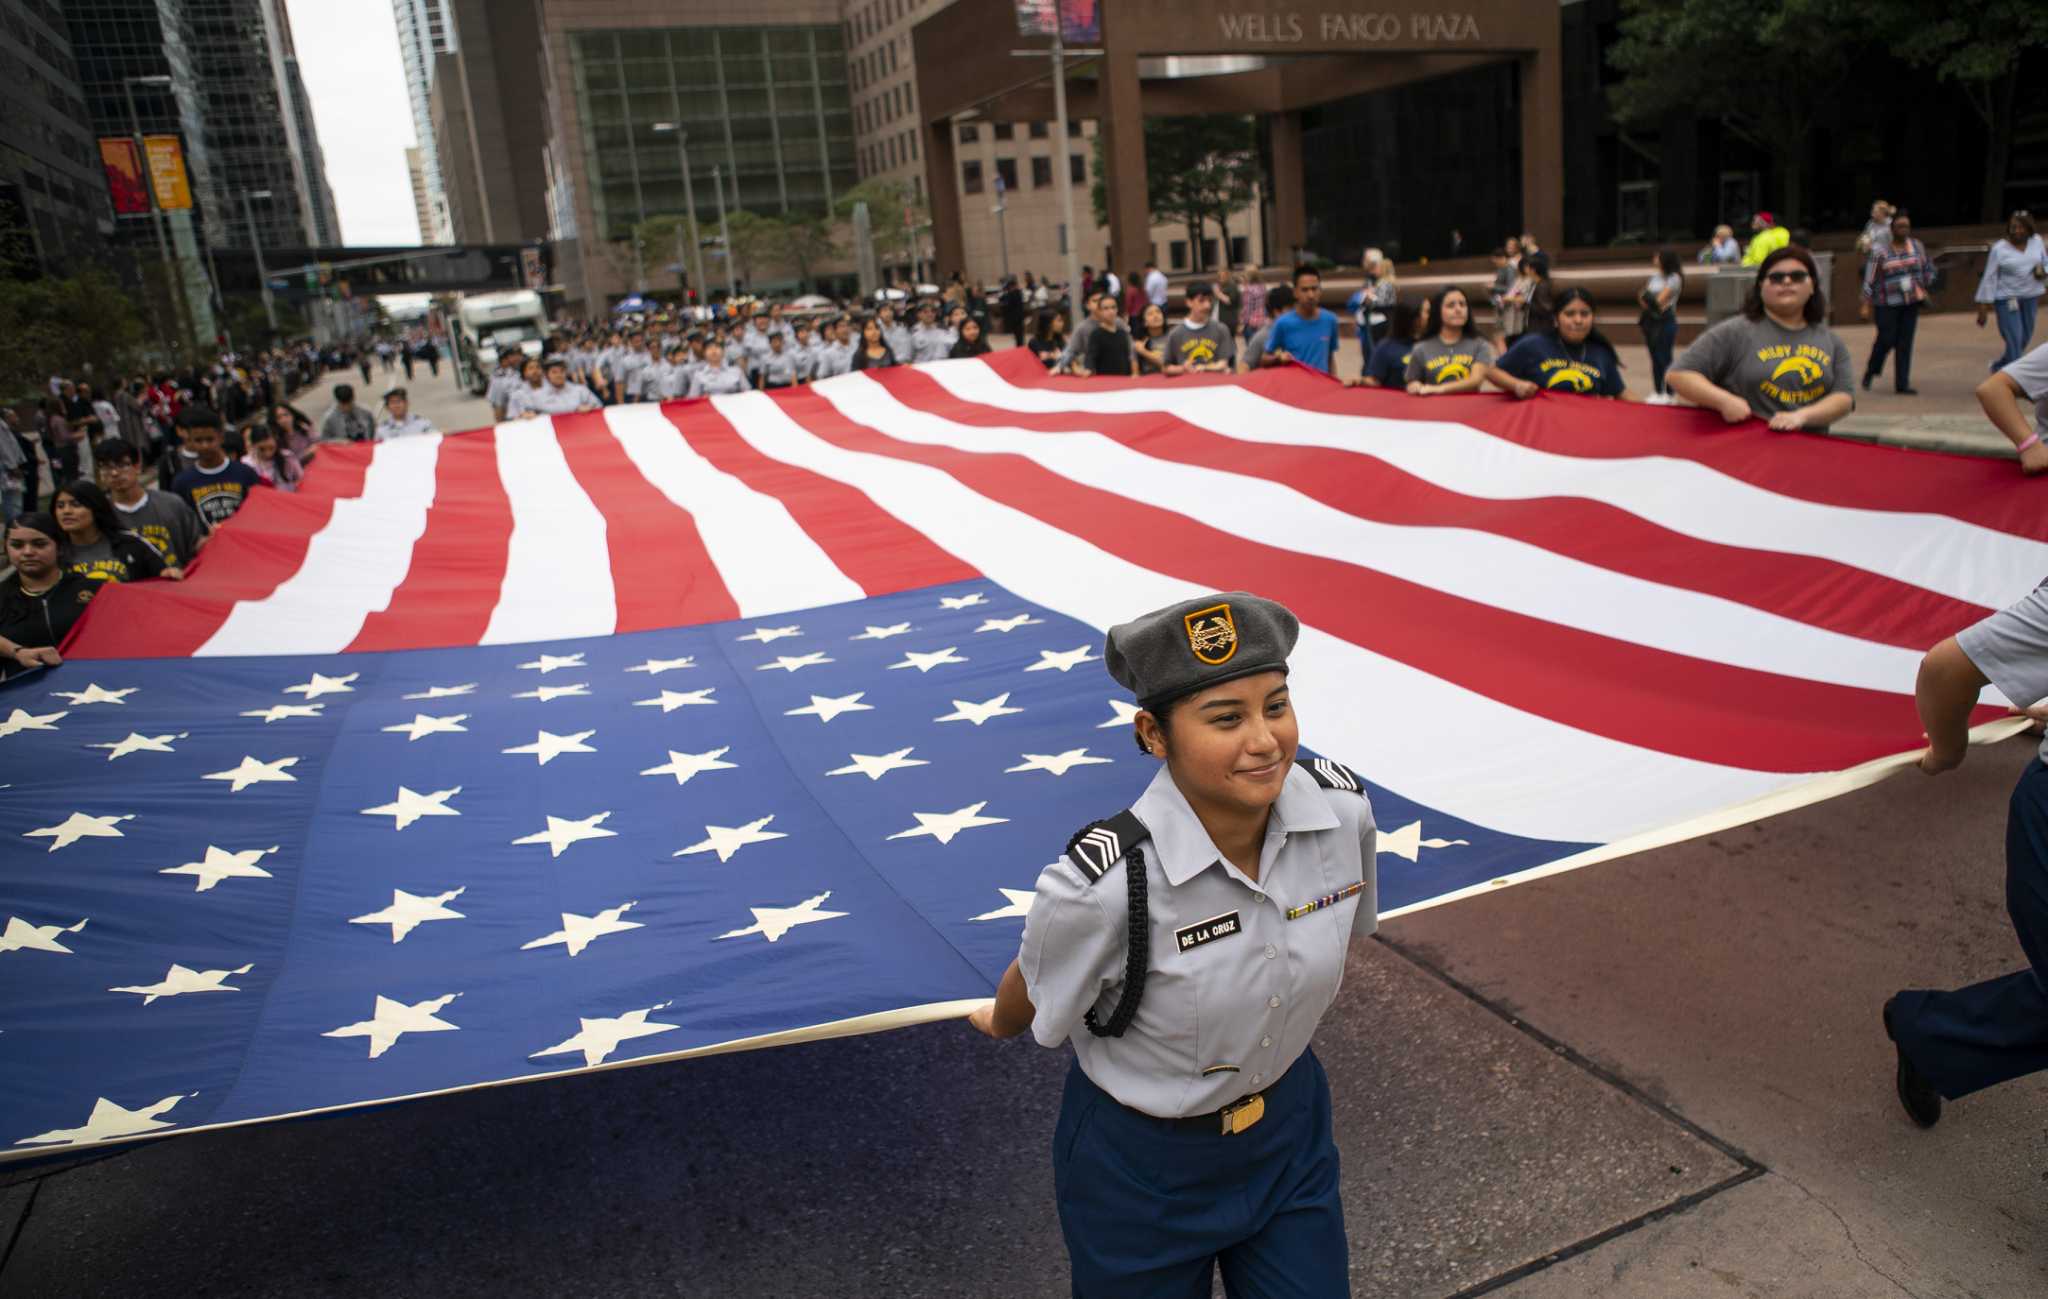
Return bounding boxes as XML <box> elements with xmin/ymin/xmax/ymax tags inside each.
<box><xmin>924</xmin><ymin>361</ymin><xmax>2048</xmax><ymax>612</ymax></box>
<box><xmin>196</xmin><ymin>434</ymin><xmax>442</xmax><ymax>656</ymax></box>
<box><xmin>715</xmin><ymin>388</ymin><xmax>1795</xmax><ymax>846</ymax></box>
<box><xmin>606</xmin><ymin>404</ymin><xmax>863</xmax><ymax>615</ymax></box>
<box><xmin>821</xmin><ymin>374</ymin><xmax>1926</xmax><ymax>698</ymax></box>
<box><xmin>482</xmin><ymin>417</ymin><xmax>616</xmax><ymax>644</ymax></box>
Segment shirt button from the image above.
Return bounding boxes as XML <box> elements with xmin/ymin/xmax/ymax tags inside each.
<box><xmin>1268</xmin><ymin>995</ymin><xmax>1281</xmax><ymax>1008</ymax></box>
<box><xmin>1264</xmin><ymin>944</ymin><xmax>1277</xmax><ymax>960</ymax></box>
<box><xmin>1261</xmin><ymin>1035</ymin><xmax>1272</xmax><ymax>1048</ymax></box>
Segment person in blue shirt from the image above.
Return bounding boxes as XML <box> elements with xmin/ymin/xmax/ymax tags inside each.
<box><xmin>1492</xmin><ymin>287</ymin><xmax>1632</xmax><ymax>401</ymax></box>
<box><xmin>1261</xmin><ymin>264</ymin><xmax>1341</xmax><ymax>375</ymax></box>
<box><xmin>1349</xmin><ymin>299</ymin><xmax>1430</xmax><ymax>389</ymax></box>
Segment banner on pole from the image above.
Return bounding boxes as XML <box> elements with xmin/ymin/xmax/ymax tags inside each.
<box><xmin>143</xmin><ymin>135</ymin><xmax>193</xmax><ymax>211</ymax></box>
<box><xmin>98</xmin><ymin>138</ymin><xmax>149</xmax><ymax>215</ymax></box>
<box><xmin>1014</xmin><ymin>0</ymin><xmax>1099</xmax><ymax>43</ymax></box>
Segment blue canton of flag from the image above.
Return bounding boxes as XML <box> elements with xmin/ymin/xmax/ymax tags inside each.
<box><xmin>1</xmin><ymin>580</ymin><xmax>1583</xmax><ymax>1158</ymax></box>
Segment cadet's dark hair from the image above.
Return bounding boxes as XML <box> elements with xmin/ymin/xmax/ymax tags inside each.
<box><xmin>174</xmin><ymin>404</ymin><xmax>222</xmax><ymax>431</ymax></box>
<box><xmin>1545</xmin><ymin>286</ymin><xmax>1619</xmax><ymax>354</ymax></box>
<box><xmin>1291</xmin><ymin>262</ymin><xmax>1320</xmax><ymax>285</ymax></box>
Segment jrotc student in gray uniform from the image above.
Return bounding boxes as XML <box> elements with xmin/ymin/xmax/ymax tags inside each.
<box><xmin>687</xmin><ymin>341</ymin><xmax>752</xmax><ymax>397</ymax></box>
<box><xmin>484</xmin><ymin>353</ymin><xmax>524</xmax><ymax>421</ymax></box>
<box><xmin>878</xmin><ymin>303</ymin><xmax>912</xmax><ymax>362</ymax></box>
<box><xmin>789</xmin><ymin>321</ymin><xmax>818</xmax><ymax>383</ymax></box>
<box><xmin>1885</xmin><ymin>581</ymin><xmax>2048</xmax><ymax>1126</ymax></box>
<box><xmin>971</xmin><ymin>592</ymin><xmax>1375</xmax><ymax>1298</ymax></box>
<box><xmin>910</xmin><ymin>301</ymin><xmax>956</xmax><ymax>363</ymax></box>
<box><xmin>759</xmin><ymin>332</ymin><xmax>798</xmax><ymax>390</ymax></box>
<box><xmin>657</xmin><ymin>343</ymin><xmax>693</xmax><ymax>400</ymax></box>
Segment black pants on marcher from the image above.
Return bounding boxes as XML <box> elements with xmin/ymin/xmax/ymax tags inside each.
<box><xmin>1891</xmin><ymin>758</ymin><xmax>2048</xmax><ymax>1099</ymax></box>
<box><xmin>1867</xmin><ymin>302</ymin><xmax>1920</xmax><ymax>391</ymax></box>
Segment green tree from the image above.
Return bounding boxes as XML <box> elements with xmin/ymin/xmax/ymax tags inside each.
<box><xmin>1607</xmin><ymin>0</ymin><xmax>1855</xmax><ymax>228</ymax></box>
<box><xmin>720</xmin><ymin>211</ymin><xmax>785</xmax><ymax>290</ymax></box>
<box><xmin>631</xmin><ymin>214</ymin><xmax>704</xmax><ymax>297</ymax></box>
<box><xmin>836</xmin><ymin>177</ymin><xmax>928</xmax><ymax>279</ymax></box>
<box><xmin>1090</xmin><ymin>116</ymin><xmax>1259</xmax><ymax>271</ymax></box>
<box><xmin>0</xmin><ymin>269</ymin><xmax>145</xmax><ymax>399</ymax></box>
<box><xmin>1855</xmin><ymin>1</ymin><xmax>2045</xmax><ymax>220</ymax></box>
<box><xmin>769</xmin><ymin>211</ymin><xmax>839</xmax><ymax>291</ymax></box>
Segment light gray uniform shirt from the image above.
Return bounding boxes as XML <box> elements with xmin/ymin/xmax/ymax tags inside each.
<box><xmin>1958</xmin><ymin>580</ymin><xmax>2048</xmax><ymax>762</ymax></box>
<box><xmin>1671</xmin><ymin>315</ymin><xmax>1854</xmax><ymax>427</ymax></box>
<box><xmin>910</xmin><ymin>324</ymin><xmax>957</xmax><ymax>364</ymax></box>
<box><xmin>813</xmin><ymin>340</ymin><xmax>852</xmax><ymax>379</ymax></box>
<box><xmin>1019</xmin><ymin>762</ymin><xmax>1376</xmax><ymax>1118</ymax></box>
<box><xmin>507</xmin><ymin>381</ymin><xmax>598</xmax><ymax>416</ymax></box>
<box><xmin>689</xmin><ymin>367</ymin><xmax>751</xmax><ymax>398</ymax></box>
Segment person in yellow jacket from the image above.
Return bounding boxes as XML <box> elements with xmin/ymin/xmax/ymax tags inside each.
<box><xmin>1742</xmin><ymin>211</ymin><xmax>1790</xmax><ymax>267</ymax></box>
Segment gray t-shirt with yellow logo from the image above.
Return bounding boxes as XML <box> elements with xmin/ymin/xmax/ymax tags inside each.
<box><xmin>1672</xmin><ymin>315</ymin><xmax>1854</xmax><ymax>426</ymax></box>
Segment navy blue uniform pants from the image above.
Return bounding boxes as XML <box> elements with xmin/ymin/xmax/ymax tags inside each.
<box><xmin>1053</xmin><ymin>1048</ymin><xmax>1349</xmax><ymax>1298</ymax></box>
<box><xmin>1891</xmin><ymin>758</ymin><xmax>2048</xmax><ymax>1099</ymax></box>
<box><xmin>1866</xmin><ymin>302</ymin><xmax>1921</xmax><ymax>391</ymax></box>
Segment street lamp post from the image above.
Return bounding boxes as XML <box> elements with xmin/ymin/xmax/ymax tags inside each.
<box><xmin>651</xmin><ymin>123</ymin><xmax>708</xmax><ymax>314</ymax></box>
<box><xmin>122</xmin><ymin>73</ymin><xmax>193</xmax><ymax>355</ymax></box>
<box><xmin>240</xmin><ymin>189</ymin><xmax>276</xmax><ymax>333</ymax></box>
<box><xmin>712</xmin><ymin>164</ymin><xmax>736</xmax><ymax>299</ymax></box>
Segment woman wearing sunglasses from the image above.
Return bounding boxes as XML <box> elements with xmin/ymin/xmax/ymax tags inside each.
<box><xmin>1667</xmin><ymin>244</ymin><xmax>1855</xmax><ymax>433</ymax></box>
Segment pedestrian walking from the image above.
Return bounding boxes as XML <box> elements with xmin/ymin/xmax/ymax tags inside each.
<box><xmin>1975</xmin><ymin>210</ymin><xmax>2046</xmax><ymax>372</ymax></box>
<box><xmin>1860</xmin><ymin>210</ymin><xmax>1936</xmax><ymax>395</ymax></box>
<box><xmin>968</xmin><ymin>592</ymin><xmax>1376</xmax><ymax>1299</ymax></box>
<box><xmin>1638</xmin><ymin>250</ymin><xmax>1684</xmax><ymax>402</ymax></box>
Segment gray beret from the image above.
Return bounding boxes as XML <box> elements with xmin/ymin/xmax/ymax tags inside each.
<box><xmin>1104</xmin><ymin>592</ymin><xmax>1299</xmax><ymax>712</ymax></box>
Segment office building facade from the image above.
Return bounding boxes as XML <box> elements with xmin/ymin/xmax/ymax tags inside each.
<box><xmin>0</xmin><ymin>0</ymin><xmax>110</xmax><ymax>274</ymax></box>
<box><xmin>536</xmin><ymin>0</ymin><xmax>857</xmax><ymax>309</ymax></box>
<box><xmin>429</xmin><ymin>0</ymin><xmax>548</xmax><ymax>246</ymax></box>
<box><xmin>392</xmin><ymin>0</ymin><xmax>456</xmax><ymax>243</ymax></box>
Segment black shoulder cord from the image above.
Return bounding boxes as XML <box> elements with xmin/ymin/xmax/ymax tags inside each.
<box><xmin>1072</xmin><ymin>826</ymin><xmax>1149</xmax><ymax>1039</ymax></box>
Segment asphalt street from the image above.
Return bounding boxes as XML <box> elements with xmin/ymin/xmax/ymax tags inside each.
<box><xmin>4</xmin><ymin>733</ymin><xmax>2040</xmax><ymax>1297</ymax></box>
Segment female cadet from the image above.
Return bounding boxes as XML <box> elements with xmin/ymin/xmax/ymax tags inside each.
<box><xmin>970</xmin><ymin>592</ymin><xmax>1377</xmax><ymax>1298</ymax></box>
<box><xmin>1492</xmin><ymin>287</ymin><xmax>1632</xmax><ymax>401</ymax></box>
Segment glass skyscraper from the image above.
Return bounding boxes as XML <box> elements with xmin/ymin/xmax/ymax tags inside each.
<box><xmin>566</xmin><ymin>24</ymin><xmax>854</xmax><ymax>244</ymax></box>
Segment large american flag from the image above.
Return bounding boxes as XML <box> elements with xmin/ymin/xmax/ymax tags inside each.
<box><xmin>4</xmin><ymin>350</ymin><xmax>2037</xmax><ymax>1160</ymax></box>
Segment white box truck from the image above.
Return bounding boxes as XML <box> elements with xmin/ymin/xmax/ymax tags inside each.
<box><xmin>451</xmin><ymin>290</ymin><xmax>548</xmax><ymax>395</ymax></box>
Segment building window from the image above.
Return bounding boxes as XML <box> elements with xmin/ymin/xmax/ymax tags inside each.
<box><xmin>1068</xmin><ymin>119</ymin><xmax>1082</xmax><ymax>138</ymax></box>
<box><xmin>962</xmin><ymin>159</ymin><xmax>982</xmax><ymax>193</ymax></box>
<box><xmin>1170</xmin><ymin>240</ymin><xmax>1188</xmax><ymax>271</ymax></box>
<box><xmin>959</xmin><ymin>123</ymin><xmax>978</xmax><ymax>143</ymax></box>
<box><xmin>993</xmin><ymin>122</ymin><xmax>1013</xmax><ymax>140</ymax></box>
<box><xmin>888</xmin><ymin>137</ymin><xmax>898</xmax><ymax>168</ymax></box>
<box><xmin>1069</xmin><ymin>154</ymin><xmax>1085</xmax><ymax>184</ymax></box>
<box><xmin>1202</xmin><ymin>238</ymin><xmax>1218</xmax><ymax>269</ymax></box>
<box><xmin>995</xmin><ymin>157</ymin><xmax>1018</xmax><ymax>191</ymax></box>
<box><xmin>1031</xmin><ymin>156</ymin><xmax>1052</xmax><ymax>188</ymax></box>
<box><xmin>910</xmin><ymin>131</ymin><xmax>918</xmax><ymax>160</ymax></box>
<box><xmin>1230</xmin><ymin>236</ymin><xmax>1250</xmax><ymax>265</ymax></box>
<box><xmin>1029</xmin><ymin>121</ymin><xmax>1048</xmax><ymax>139</ymax></box>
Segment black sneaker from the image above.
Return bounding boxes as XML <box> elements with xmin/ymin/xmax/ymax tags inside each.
<box><xmin>1882</xmin><ymin>996</ymin><xmax>1942</xmax><ymax>1128</ymax></box>
<box><xmin>1862</xmin><ymin>372</ymin><xmax>1875</xmax><ymax>391</ymax></box>
<box><xmin>1896</xmin><ymin>387</ymin><xmax>1919</xmax><ymax>396</ymax></box>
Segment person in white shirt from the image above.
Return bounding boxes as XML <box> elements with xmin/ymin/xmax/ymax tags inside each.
<box><xmin>507</xmin><ymin>356</ymin><xmax>602</xmax><ymax>417</ymax></box>
<box><xmin>1143</xmin><ymin>260</ymin><xmax>1169</xmax><ymax>310</ymax></box>
<box><xmin>374</xmin><ymin>388</ymin><xmax>437</xmax><ymax>440</ymax></box>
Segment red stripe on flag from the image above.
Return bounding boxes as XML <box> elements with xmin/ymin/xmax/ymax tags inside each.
<box><xmin>663</xmin><ymin>397</ymin><xmax>978</xmax><ymax>595</ymax></box>
<box><xmin>1224</xmin><ymin>363</ymin><xmax>2048</xmax><ymax>546</ymax></box>
<box><xmin>63</xmin><ymin>442</ymin><xmax>376</xmax><ymax>659</ymax></box>
<box><xmin>347</xmin><ymin>428</ymin><xmax>514</xmax><ymax>652</ymax></box>
<box><xmin>778</xmin><ymin>387</ymin><xmax>1990</xmax><ymax>773</ymax></box>
<box><xmin>555</xmin><ymin>410</ymin><xmax>740</xmax><ymax>631</ymax></box>
<box><xmin>873</xmin><ymin>367</ymin><xmax>1991</xmax><ymax>651</ymax></box>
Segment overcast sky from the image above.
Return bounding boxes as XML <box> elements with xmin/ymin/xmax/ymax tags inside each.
<box><xmin>284</xmin><ymin>0</ymin><xmax>421</xmax><ymax>246</ymax></box>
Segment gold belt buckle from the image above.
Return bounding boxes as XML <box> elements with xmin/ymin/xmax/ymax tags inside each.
<box><xmin>1219</xmin><ymin>1092</ymin><xmax>1265</xmax><ymax>1136</ymax></box>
